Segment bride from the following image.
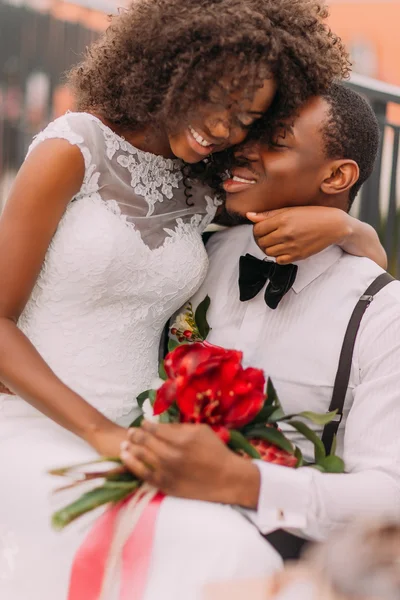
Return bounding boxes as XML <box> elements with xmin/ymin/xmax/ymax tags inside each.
<box><xmin>0</xmin><ymin>1</ymin><xmax>351</xmax><ymax>598</ymax></box>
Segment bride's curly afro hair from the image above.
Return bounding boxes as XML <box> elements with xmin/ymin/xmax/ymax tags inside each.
<box><xmin>69</xmin><ymin>0</ymin><xmax>350</xmax><ymax>133</ymax></box>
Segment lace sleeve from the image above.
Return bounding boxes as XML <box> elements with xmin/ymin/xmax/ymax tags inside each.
<box><xmin>26</xmin><ymin>113</ymin><xmax>103</xmax><ymax>200</ymax></box>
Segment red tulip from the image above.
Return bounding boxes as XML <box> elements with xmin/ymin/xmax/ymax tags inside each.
<box><xmin>155</xmin><ymin>343</ymin><xmax>266</xmax><ymax>435</ymax></box>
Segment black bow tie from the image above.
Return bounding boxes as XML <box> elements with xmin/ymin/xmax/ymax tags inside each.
<box><xmin>239</xmin><ymin>254</ymin><xmax>298</xmax><ymax>309</ymax></box>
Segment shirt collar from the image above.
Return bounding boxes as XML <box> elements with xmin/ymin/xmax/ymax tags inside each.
<box><xmin>245</xmin><ymin>228</ymin><xmax>343</xmax><ymax>294</ymax></box>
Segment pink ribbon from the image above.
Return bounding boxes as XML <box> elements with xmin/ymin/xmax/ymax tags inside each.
<box><xmin>68</xmin><ymin>492</ymin><xmax>164</xmax><ymax>600</ymax></box>
<box><xmin>120</xmin><ymin>492</ymin><xmax>164</xmax><ymax>600</ymax></box>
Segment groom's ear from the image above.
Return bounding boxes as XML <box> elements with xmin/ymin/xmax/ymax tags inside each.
<box><xmin>320</xmin><ymin>159</ymin><xmax>359</xmax><ymax>197</ymax></box>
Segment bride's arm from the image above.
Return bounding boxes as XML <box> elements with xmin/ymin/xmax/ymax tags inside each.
<box><xmin>0</xmin><ymin>140</ymin><xmax>126</xmax><ymax>456</ymax></box>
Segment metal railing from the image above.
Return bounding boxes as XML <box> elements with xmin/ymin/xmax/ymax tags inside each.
<box><xmin>346</xmin><ymin>74</ymin><xmax>400</xmax><ymax>276</ymax></box>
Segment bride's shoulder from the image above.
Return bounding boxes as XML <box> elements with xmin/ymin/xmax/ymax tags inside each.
<box><xmin>32</xmin><ymin>111</ymin><xmax>101</xmax><ymax>144</ymax></box>
<box><xmin>26</xmin><ymin>111</ymin><xmax>106</xmax><ymax>167</ymax></box>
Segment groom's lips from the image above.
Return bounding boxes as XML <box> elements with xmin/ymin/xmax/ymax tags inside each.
<box><xmin>223</xmin><ymin>167</ymin><xmax>259</xmax><ymax>193</ymax></box>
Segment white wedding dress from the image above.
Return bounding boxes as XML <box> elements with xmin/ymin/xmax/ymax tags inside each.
<box><xmin>0</xmin><ymin>112</ymin><xmax>281</xmax><ymax>600</ymax></box>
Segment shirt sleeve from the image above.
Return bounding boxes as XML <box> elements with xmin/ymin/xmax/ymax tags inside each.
<box><xmin>243</xmin><ymin>285</ymin><xmax>400</xmax><ymax>540</ymax></box>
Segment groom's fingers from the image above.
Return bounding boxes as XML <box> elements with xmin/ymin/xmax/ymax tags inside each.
<box><xmin>141</xmin><ymin>420</ymin><xmax>200</xmax><ymax>446</ymax></box>
<box><xmin>127</xmin><ymin>425</ymin><xmax>183</xmax><ymax>473</ymax></box>
<box><xmin>141</xmin><ymin>420</ymin><xmax>179</xmax><ymax>438</ymax></box>
<box><xmin>120</xmin><ymin>440</ymin><xmax>158</xmax><ymax>482</ymax></box>
<box><xmin>127</xmin><ymin>425</ymin><xmax>175</xmax><ymax>458</ymax></box>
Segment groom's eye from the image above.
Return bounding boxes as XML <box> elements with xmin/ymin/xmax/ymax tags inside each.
<box><xmin>236</xmin><ymin>114</ymin><xmax>257</xmax><ymax>129</ymax></box>
<box><xmin>270</xmin><ymin>139</ymin><xmax>287</xmax><ymax>149</ymax></box>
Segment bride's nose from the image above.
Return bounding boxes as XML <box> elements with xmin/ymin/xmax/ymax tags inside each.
<box><xmin>206</xmin><ymin>118</ymin><xmax>231</xmax><ymax>141</ymax></box>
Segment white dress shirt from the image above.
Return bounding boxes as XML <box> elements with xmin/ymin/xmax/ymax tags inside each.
<box><xmin>190</xmin><ymin>225</ymin><xmax>400</xmax><ymax>540</ymax></box>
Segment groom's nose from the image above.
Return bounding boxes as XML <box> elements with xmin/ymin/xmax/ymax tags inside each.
<box><xmin>234</xmin><ymin>141</ymin><xmax>262</xmax><ymax>162</ymax></box>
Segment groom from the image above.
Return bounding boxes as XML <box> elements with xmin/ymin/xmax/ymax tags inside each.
<box><xmin>121</xmin><ymin>84</ymin><xmax>400</xmax><ymax>556</ymax></box>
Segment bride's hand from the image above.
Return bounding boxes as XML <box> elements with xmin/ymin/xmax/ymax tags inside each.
<box><xmin>248</xmin><ymin>206</ymin><xmax>387</xmax><ymax>269</ymax></box>
<box><xmin>248</xmin><ymin>206</ymin><xmax>351</xmax><ymax>264</ymax></box>
<box><xmin>86</xmin><ymin>422</ymin><xmax>128</xmax><ymax>457</ymax></box>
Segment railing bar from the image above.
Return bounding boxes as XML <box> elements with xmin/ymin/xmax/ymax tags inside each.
<box><xmin>359</xmin><ymin>105</ymin><xmax>386</xmax><ymax>228</ymax></box>
<box><xmin>347</xmin><ymin>73</ymin><xmax>400</xmax><ymax>106</ymax></box>
<box><xmin>385</xmin><ymin>128</ymin><xmax>399</xmax><ymax>264</ymax></box>
<box><xmin>393</xmin><ymin>136</ymin><xmax>400</xmax><ymax>279</ymax></box>
<box><xmin>377</xmin><ymin>120</ymin><xmax>400</xmax><ymax>132</ymax></box>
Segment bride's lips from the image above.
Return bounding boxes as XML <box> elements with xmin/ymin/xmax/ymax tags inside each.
<box><xmin>185</xmin><ymin>125</ymin><xmax>217</xmax><ymax>157</ymax></box>
<box><xmin>223</xmin><ymin>167</ymin><xmax>259</xmax><ymax>193</ymax></box>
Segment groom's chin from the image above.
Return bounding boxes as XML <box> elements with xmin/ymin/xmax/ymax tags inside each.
<box><xmin>214</xmin><ymin>205</ymin><xmax>252</xmax><ymax>227</ymax></box>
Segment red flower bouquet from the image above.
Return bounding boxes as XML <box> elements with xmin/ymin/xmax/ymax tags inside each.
<box><xmin>50</xmin><ymin>297</ymin><xmax>344</xmax><ymax>529</ymax></box>
<box><xmin>156</xmin><ymin>343</ymin><xmax>266</xmax><ymax>441</ymax></box>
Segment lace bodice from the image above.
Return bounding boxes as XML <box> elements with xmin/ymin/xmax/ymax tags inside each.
<box><xmin>1</xmin><ymin>112</ymin><xmax>220</xmax><ymax>422</ymax></box>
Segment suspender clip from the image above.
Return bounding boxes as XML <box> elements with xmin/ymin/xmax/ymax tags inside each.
<box><xmin>360</xmin><ymin>294</ymin><xmax>374</xmax><ymax>304</ymax></box>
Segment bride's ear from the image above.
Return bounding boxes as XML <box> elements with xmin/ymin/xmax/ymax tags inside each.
<box><xmin>320</xmin><ymin>160</ymin><xmax>359</xmax><ymax>197</ymax></box>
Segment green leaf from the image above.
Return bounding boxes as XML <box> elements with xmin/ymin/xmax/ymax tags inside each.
<box><xmin>266</xmin><ymin>378</ymin><xmax>281</xmax><ymax>408</ymax></box>
<box><xmin>289</xmin><ymin>420</ymin><xmax>326</xmax><ymax>463</ymax></box>
<box><xmin>51</xmin><ymin>481</ymin><xmax>140</xmax><ymax>530</ymax></box>
<box><xmin>194</xmin><ymin>295</ymin><xmax>211</xmax><ymax>340</ymax></box>
<box><xmin>167</xmin><ymin>403</ymin><xmax>180</xmax><ymax>420</ymax></box>
<box><xmin>148</xmin><ymin>389</ymin><xmax>156</xmax><ymax>407</ymax></box>
<box><xmin>48</xmin><ymin>456</ymin><xmax>120</xmax><ymax>477</ymax></box>
<box><xmin>103</xmin><ymin>480</ymin><xmax>140</xmax><ymax>488</ymax></box>
<box><xmin>229</xmin><ymin>430</ymin><xmax>261</xmax><ymax>459</ymax></box>
<box><xmin>242</xmin><ymin>403</ymin><xmax>277</xmax><ymax>430</ymax></box>
<box><xmin>136</xmin><ymin>389</ymin><xmax>152</xmax><ymax>409</ymax></box>
<box><xmin>244</xmin><ymin>425</ymin><xmax>294</xmax><ymax>455</ymax></box>
<box><xmin>129</xmin><ymin>414</ymin><xmax>144</xmax><ymax>428</ymax></box>
<box><xmin>317</xmin><ymin>455</ymin><xmax>345</xmax><ymax>473</ymax></box>
<box><xmin>165</xmin><ymin>406</ymin><xmax>180</xmax><ymax>423</ymax></box>
<box><xmin>268</xmin><ymin>407</ymin><xmax>285</xmax><ymax>423</ymax></box>
<box><xmin>106</xmin><ymin>471</ymin><xmax>137</xmax><ymax>483</ymax></box>
<box><xmin>310</xmin><ymin>464</ymin><xmax>326</xmax><ymax>473</ymax></box>
<box><xmin>158</xmin><ymin>360</ymin><xmax>167</xmax><ymax>381</ymax></box>
<box><xmin>168</xmin><ymin>338</ymin><xmax>180</xmax><ymax>353</ymax></box>
<box><xmin>298</xmin><ymin>410</ymin><xmax>339</xmax><ymax>426</ymax></box>
<box><xmin>276</xmin><ymin>410</ymin><xmax>339</xmax><ymax>425</ymax></box>
<box><xmin>159</xmin><ymin>411</ymin><xmax>172</xmax><ymax>424</ymax></box>
<box><xmin>294</xmin><ymin>446</ymin><xmax>304</xmax><ymax>468</ymax></box>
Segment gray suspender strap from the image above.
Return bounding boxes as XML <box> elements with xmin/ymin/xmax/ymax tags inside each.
<box><xmin>321</xmin><ymin>272</ymin><xmax>395</xmax><ymax>455</ymax></box>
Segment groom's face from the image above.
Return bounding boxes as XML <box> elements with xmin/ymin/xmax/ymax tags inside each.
<box><xmin>223</xmin><ymin>97</ymin><xmax>332</xmax><ymax>216</ymax></box>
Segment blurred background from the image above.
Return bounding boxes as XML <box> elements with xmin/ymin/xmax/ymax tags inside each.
<box><xmin>1</xmin><ymin>0</ymin><xmax>400</xmax><ymax>272</ymax></box>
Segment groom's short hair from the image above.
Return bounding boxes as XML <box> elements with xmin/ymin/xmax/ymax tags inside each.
<box><xmin>320</xmin><ymin>84</ymin><xmax>380</xmax><ymax>207</ymax></box>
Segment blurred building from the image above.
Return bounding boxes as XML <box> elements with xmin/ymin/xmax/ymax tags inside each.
<box><xmin>328</xmin><ymin>0</ymin><xmax>400</xmax><ymax>123</ymax></box>
<box><xmin>0</xmin><ymin>0</ymin><xmax>115</xmax><ymax>203</ymax></box>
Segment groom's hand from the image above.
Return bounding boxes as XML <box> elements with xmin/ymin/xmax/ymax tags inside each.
<box><xmin>120</xmin><ymin>421</ymin><xmax>260</xmax><ymax>509</ymax></box>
